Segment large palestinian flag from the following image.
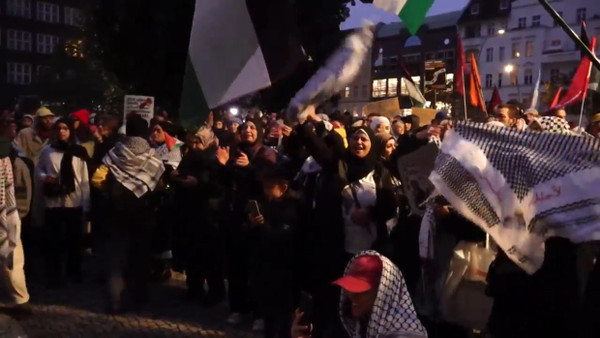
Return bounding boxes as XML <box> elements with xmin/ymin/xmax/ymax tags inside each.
<box><xmin>179</xmin><ymin>0</ymin><xmax>305</xmax><ymax>126</ymax></box>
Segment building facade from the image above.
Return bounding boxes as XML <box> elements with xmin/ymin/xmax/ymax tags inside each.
<box><xmin>458</xmin><ymin>0</ymin><xmax>600</xmax><ymax>108</ymax></box>
<box><xmin>337</xmin><ymin>42</ymin><xmax>373</xmax><ymax>115</ymax></box>
<box><xmin>368</xmin><ymin>11</ymin><xmax>461</xmax><ymax>110</ymax></box>
<box><xmin>0</xmin><ymin>0</ymin><xmax>86</xmax><ymax>106</ymax></box>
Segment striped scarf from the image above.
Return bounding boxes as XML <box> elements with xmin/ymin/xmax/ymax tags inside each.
<box><xmin>0</xmin><ymin>157</ymin><xmax>19</xmax><ymax>269</ymax></box>
<box><xmin>430</xmin><ymin>121</ymin><xmax>600</xmax><ymax>273</ymax></box>
<box><xmin>340</xmin><ymin>251</ymin><xmax>427</xmax><ymax>338</ymax></box>
<box><xmin>103</xmin><ymin>137</ymin><xmax>165</xmax><ymax>198</ymax></box>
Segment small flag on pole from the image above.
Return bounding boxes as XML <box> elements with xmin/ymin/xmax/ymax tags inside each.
<box><xmin>553</xmin><ymin>38</ymin><xmax>597</xmax><ymax>109</ymax></box>
<box><xmin>455</xmin><ymin>34</ymin><xmax>467</xmax><ymax>96</ymax></box>
<box><xmin>468</xmin><ymin>53</ymin><xmax>487</xmax><ymax>113</ymax></box>
<box><xmin>488</xmin><ymin>87</ymin><xmax>502</xmax><ymax>113</ymax></box>
<box><xmin>372</xmin><ymin>0</ymin><xmax>435</xmax><ymax>35</ymax></box>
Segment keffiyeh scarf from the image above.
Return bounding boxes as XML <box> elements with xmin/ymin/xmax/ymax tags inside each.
<box><xmin>0</xmin><ymin>158</ymin><xmax>19</xmax><ymax>269</ymax></box>
<box><xmin>340</xmin><ymin>251</ymin><xmax>427</xmax><ymax>338</ymax></box>
<box><xmin>430</xmin><ymin>121</ymin><xmax>600</xmax><ymax>273</ymax></box>
<box><xmin>103</xmin><ymin>137</ymin><xmax>165</xmax><ymax>198</ymax></box>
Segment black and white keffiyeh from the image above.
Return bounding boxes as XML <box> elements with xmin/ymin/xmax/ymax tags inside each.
<box><xmin>103</xmin><ymin>137</ymin><xmax>165</xmax><ymax>198</ymax></box>
<box><xmin>429</xmin><ymin>121</ymin><xmax>600</xmax><ymax>273</ymax></box>
<box><xmin>340</xmin><ymin>251</ymin><xmax>427</xmax><ymax>338</ymax></box>
<box><xmin>0</xmin><ymin>158</ymin><xmax>19</xmax><ymax>269</ymax></box>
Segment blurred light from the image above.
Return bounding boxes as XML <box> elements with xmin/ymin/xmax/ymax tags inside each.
<box><xmin>229</xmin><ymin>107</ymin><xmax>239</xmax><ymax>116</ymax></box>
<box><xmin>504</xmin><ymin>64</ymin><xmax>514</xmax><ymax>73</ymax></box>
<box><xmin>498</xmin><ymin>29</ymin><xmax>506</xmax><ymax>35</ymax></box>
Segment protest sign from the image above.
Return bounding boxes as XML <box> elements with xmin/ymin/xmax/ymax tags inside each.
<box><xmin>124</xmin><ymin>95</ymin><xmax>155</xmax><ymax>123</ymax></box>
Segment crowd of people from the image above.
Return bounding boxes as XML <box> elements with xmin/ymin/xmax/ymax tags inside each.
<box><xmin>0</xmin><ymin>102</ymin><xmax>599</xmax><ymax>338</ymax></box>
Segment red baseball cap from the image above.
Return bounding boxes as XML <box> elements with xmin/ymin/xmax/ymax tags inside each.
<box><xmin>332</xmin><ymin>255</ymin><xmax>383</xmax><ymax>293</ymax></box>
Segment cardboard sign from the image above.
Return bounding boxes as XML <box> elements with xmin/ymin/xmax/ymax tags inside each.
<box><xmin>124</xmin><ymin>95</ymin><xmax>155</xmax><ymax>123</ymax></box>
<box><xmin>396</xmin><ymin>143</ymin><xmax>439</xmax><ymax>216</ymax></box>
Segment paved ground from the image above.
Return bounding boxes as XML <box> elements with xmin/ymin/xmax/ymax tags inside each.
<box><xmin>7</xmin><ymin>256</ymin><xmax>260</xmax><ymax>338</ymax></box>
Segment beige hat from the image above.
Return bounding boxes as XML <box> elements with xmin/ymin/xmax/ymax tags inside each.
<box><xmin>35</xmin><ymin>107</ymin><xmax>54</xmax><ymax>118</ymax></box>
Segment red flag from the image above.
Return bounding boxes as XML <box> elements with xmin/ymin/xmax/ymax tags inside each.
<box><xmin>469</xmin><ymin>53</ymin><xmax>487</xmax><ymax>113</ymax></box>
<box><xmin>554</xmin><ymin>37</ymin><xmax>596</xmax><ymax>109</ymax></box>
<box><xmin>487</xmin><ymin>87</ymin><xmax>502</xmax><ymax>112</ymax></box>
<box><xmin>549</xmin><ymin>87</ymin><xmax>563</xmax><ymax>109</ymax></box>
<box><xmin>455</xmin><ymin>34</ymin><xmax>466</xmax><ymax>96</ymax></box>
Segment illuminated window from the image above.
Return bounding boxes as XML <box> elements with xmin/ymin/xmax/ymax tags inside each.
<box><xmin>526</xmin><ymin>41</ymin><xmax>534</xmax><ymax>57</ymax></box>
<box><xmin>512</xmin><ymin>43</ymin><xmax>521</xmax><ymax>58</ymax></box>
<box><xmin>344</xmin><ymin>86</ymin><xmax>350</xmax><ymax>98</ymax></box>
<box><xmin>372</xmin><ymin>79</ymin><xmax>387</xmax><ymax>98</ymax></box>
<box><xmin>387</xmin><ymin>78</ymin><xmax>398</xmax><ymax>97</ymax></box>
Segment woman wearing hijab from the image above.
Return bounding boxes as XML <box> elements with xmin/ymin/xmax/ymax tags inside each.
<box><xmin>173</xmin><ymin>127</ymin><xmax>226</xmax><ymax>306</ymax></box>
<box><xmin>216</xmin><ymin>119</ymin><xmax>277</xmax><ymax>326</ymax></box>
<box><xmin>374</xmin><ymin>133</ymin><xmax>396</xmax><ymax>166</ymax></box>
<box><xmin>339</xmin><ymin>127</ymin><xmax>398</xmax><ymax>258</ymax></box>
<box><xmin>296</xmin><ymin>109</ymin><xmax>397</xmax><ymax>337</ymax></box>
<box><xmin>36</xmin><ymin>118</ymin><xmax>90</xmax><ymax>287</ymax></box>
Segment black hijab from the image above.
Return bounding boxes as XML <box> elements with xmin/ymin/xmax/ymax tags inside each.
<box><xmin>50</xmin><ymin>118</ymin><xmax>88</xmax><ymax>195</ymax></box>
<box><xmin>345</xmin><ymin>126</ymin><xmax>377</xmax><ymax>182</ymax></box>
<box><xmin>238</xmin><ymin>119</ymin><xmax>265</xmax><ymax>159</ymax></box>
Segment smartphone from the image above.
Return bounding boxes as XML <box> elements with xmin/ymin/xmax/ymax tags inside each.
<box><xmin>247</xmin><ymin>200</ymin><xmax>261</xmax><ymax>217</ymax></box>
<box><xmin>298</xmin><ymin>291</ymin><xmax>314</xmax><ymax>326</ymax></box>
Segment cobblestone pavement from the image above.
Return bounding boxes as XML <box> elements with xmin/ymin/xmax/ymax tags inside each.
<box><xmin>13</xmin><ymin>257</ymin><xmax>260</xmax><ymax>338</ymax></box>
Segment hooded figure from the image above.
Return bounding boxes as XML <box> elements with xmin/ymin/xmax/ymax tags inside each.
<box><xmin>334</xmin><ymin>251</ymin><xmax>427</xmax><ymax>338</ymax></box>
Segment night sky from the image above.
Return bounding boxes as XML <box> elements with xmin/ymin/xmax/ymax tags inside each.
<box><xmin>341</xmin><ymin>0</ymin><xmax>470</xmax><ymax>30</ymax></box>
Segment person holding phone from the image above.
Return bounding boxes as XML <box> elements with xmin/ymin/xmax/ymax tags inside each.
<box><xmin>216</xmin><ymin>118</ymin><xmax>277</xmax><ymax>328</ymax></box>
<box><xmin>247</xmin><ymin>165</ymin><xmax>298</xmax><ymax>337</ymax></box>
<box><xmin>292</xmin><ymin>251</ymin><xmax>427</xmax><ymax>338</ymax></box>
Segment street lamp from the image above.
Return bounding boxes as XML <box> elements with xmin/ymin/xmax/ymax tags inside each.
<box><xmin>229</xmin><ymin>107</ymin><xmax>239</xmax><ymax>116</ymax></box>
<box><xmin>504</xmin><ymin>64</ymin><xmax>514</xmax><ymax>74</ymax></box>
<box><xmin>498</xmin><ymin>29</ymin><xmax>506</xmax><ymax>35</ymax></box>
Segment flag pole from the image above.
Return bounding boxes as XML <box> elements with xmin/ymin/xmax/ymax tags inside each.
<box><xmin>538</xmin><ymin>0</ymin><xmax>600</xmax><ymax>71</ymax></box>
<box><xmin>462</xmin><ymin>66</ymin><xmax>468</xmax><ymax>120</ymax></box>
<box><xmin>578</xmin><ymin>61</ymin><xmax>593</xmax><ymax>131</ymax></box>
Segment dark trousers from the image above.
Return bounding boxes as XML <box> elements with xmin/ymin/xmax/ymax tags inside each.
<box><xmin>44</xmin><ymin>207</ymin><xmax>83</xmax><ymax>285</ymax></box>
<box><xmin>106</xmin><ymin>212</ymin><xmax>153</xmax><ymax>310</ymax></box>
<box><xmin>185</xmin><ymin>220</ymin><xmax>225</xmax><ymax>301</ymax></box>
<box><xmin>226</xmin><ymin>231</ymin><xmax>251</xmax><ymax>313</ymax></box>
